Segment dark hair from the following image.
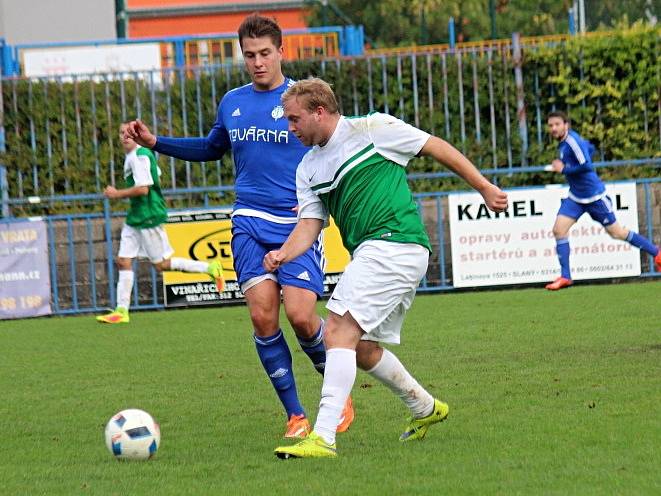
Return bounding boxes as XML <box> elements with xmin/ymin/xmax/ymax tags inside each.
<box><xmin>238</xmin><ymin>14</ymin><xmax>282</xmax><ymax>49</ymax></box>
<box><xmin>547</xmin><ymin>110</ymin><xmax>569</xmax><ymax>123</ymax></box>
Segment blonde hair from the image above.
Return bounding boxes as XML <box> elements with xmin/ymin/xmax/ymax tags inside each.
<box><xmin>282</xmin><ymin>77</ymin><xmax>339</xmax><ymax>114</ymax></box>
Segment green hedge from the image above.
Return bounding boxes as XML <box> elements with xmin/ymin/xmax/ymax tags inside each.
<box><xmin>1</xmin><ymin>25</ymin><xmax>659</xmax><ymax>213</ymax></box>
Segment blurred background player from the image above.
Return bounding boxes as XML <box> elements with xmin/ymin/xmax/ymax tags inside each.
<box><xmin>124</xmin><ymin>15</ymin><xmax>353</xmax><ymax>437</ymax></box>
<box><xmin>266</xmin><ymin>78</ymin><xmax>508</xmax><ymax>459</ymax></box>
<box><xmin>545</xmin><ymin>111</ymin><xmax>661</xmax><ymax>290</ymax></box>
<box><xmin>97</xmin><ymin>123</ymin><xmax>223</xmax><ymax>324</ymax></box>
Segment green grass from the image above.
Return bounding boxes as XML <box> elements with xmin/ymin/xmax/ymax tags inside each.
<box><xmin>1</xmin><ymin>282</ymin><xmax>660</xmax><ymax>495</ymax></box>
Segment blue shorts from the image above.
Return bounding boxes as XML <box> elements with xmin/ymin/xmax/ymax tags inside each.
<box><xmin>557</xmin><ymin>196</ymin><xmax>617</xmax><ymax>226</ymax></box>
<box><xmin>231</xmin><ymin>215</ymin><xmax>325</xmax><ymax>296</ymax></box>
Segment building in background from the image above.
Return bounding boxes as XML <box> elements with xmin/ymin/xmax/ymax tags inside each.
<box><xmin>119</xmin><ymin>0</ymin><xmax>309</xmax><ymax>38</ymax></box>
<box><xmin>0</xmin><ymin>0</ymin><xmax>115</xmax><ymax>45</ymax></box>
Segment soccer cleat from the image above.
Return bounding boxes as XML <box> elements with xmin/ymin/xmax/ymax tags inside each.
<box><xmin>399</xmin><ymin>398</ymin><xmax>449</xmax><ymax>442</ymax></box>
<box><xmin>545</xmin><ymin>277</ymin><xmax>573</xmax><ymax>291</ymax></box>
<box><xmin>284</xmin><ymin>414</ymin><xmax>311</xmax><ymax>439</ymax></box>
<box><xmin>96</xmin><ymin>307</ymin><xmax>129</xmax><ymax>324</ymax></box>
<box><xmin>275</xmin><ymin>431</ymin><xmax>337</xmax><ymax>459</ymax></box>
<box><xmin>207</xmin><ymin>260</ymin><xmax>225</xmax><ymax>292</ymax></box>
<box><xmin>654</xmin><ymin>249</ymin><xmax>661</xmax><ymax>272</ymax></box>
<box><xmin>336</xmin><ymin>395</ymin><xmax>355</xmax><ymax>433</ymax></box>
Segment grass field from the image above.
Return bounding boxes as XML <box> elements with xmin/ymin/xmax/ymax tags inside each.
<box><xmin>1</xmin><ymin>281</ymin><xmax>659</xmax><ymax>495</ymax></box>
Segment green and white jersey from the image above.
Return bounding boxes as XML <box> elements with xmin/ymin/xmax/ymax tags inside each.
<box><xmin>296</xmin><ymin>113</ymin><xmax>431</xmax><ymax>255</ymax></box>
<box><xmin>124</xmin><ymin>146</ymin><xmax>168</xmax><ymax>228</ymax></box>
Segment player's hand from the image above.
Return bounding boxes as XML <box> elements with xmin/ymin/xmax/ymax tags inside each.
<box><xmin>125</xmin><ymin>119</ymin><xmax>156</xmax><ymax>148</ymax></box>
<box><xmin>263</xmin><ymin>250</ymin><xmax>286</xmax><ymax>272</ymax></box>
<box><xmin>103</xmin><ymin>186</ymin><xmax>120</xmax><ymax>199</ymax></box>
<box><xmin>480</xmin><ymin>183</ymin><xmax>508</xmax><ymax>213</ymax></box>
<box><xmin>550</xmin><ymin>159</ymin><xmax>564</xmax><ymax>172</ymax></box>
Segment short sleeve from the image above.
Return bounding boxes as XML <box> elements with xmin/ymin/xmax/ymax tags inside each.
<box><xmin>130</xmin><ymin>155</ymin><xmax>154</xmax><ymax>187</ymax></box>
<box><xmin>368</xmin><ymin>113</ymin><xmax>431</xmax><ymax>166</ymax></box>
<box><xmin>296</xmin><ymin>160</ymin><xmax>329</xmax><ymax>227</ymax></box>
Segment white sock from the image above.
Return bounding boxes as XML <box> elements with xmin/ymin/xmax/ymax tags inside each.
<box><xmin>116</xmin><ymin>270</ymin><xmax>134</xmax><ymax>310</ymax></box>
<box><xmin>366</xmin><ymin>348</ymin><xmax>434</xmax><ymax>419</ymax></box>
<box><xmin>314</xmin><ymin>348</ymin><xmax>356</xmax><ymax>445</ymax></box>
<box><xmin>169</xmin><ymin>257</ymin><xmax>209</xmax><ymax>273</ymax></box>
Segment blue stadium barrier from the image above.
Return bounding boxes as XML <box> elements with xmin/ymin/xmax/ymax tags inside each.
<box><xmin>2</xmin><ymin>174</ymin><xmax>659</xmax><ymax>316</ymax></box>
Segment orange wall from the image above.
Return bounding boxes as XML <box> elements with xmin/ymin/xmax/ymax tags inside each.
<box><xmin>126</xmin><ymin>2</ymin><xmax>309</xmax><ymax>38</ymax></box>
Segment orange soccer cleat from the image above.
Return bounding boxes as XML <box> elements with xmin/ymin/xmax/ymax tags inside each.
<box><xmin>545</xmin><ymin>277</ymin><xmax>573</xmax><ymax>291</ymax></box>
<box><xmin>336</xmin><ymin>395</ymin><xmax>355</xmax><ymax>433</ymax></box>
<box><xmin>284</xmin><ymin>414</ymin><xmax>311</xmax><ymax>439</ymax></box>
<box><xmin>654</xmin><ymin>249</ymin><xmax>661</xmax><ymax>272</ymax></box>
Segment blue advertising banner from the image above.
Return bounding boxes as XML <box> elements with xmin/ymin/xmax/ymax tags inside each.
<box><xmin>0</xmin><ymin>219</ymin><xmax>52</xmax><ymax>319</ymax></box>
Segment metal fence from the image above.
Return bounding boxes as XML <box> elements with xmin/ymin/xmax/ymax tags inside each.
<box><xmin>1</xmin><ymin>30</ymin><xmax>659</xmax><ymax>204</ymax></box>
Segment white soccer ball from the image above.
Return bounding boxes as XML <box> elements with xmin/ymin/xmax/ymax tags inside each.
<box><xmin>104</xmin><ymin>409</ymin><xmax>160</xmax><ymax>460</ymax></box>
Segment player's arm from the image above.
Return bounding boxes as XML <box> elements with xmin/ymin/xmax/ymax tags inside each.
<box><xmin>104</xmin><ymin>153</ymin><xmax>152</xmax><ymax>199</ymax></box>
<box><xmin>263</xmin><ymin>218</ymin><xmax>324</xmax><ymax>272</ymax></box>
<box><xmin>103</xmin><ymin>185</ymin><xmax>148</xmax><ymax>199</ymax></box>
<box><xmin>560</xmin><ymin>136</ymin><xmax>593</xmax><ymax>175</ymax></box>
<box><xmin>420</xmin><ymin>136</ymin><xmax>508</xmax><ymax>213</ymax></box>
<box><xmin>126</xmin><ymin>112</ymin><xmax>230</xmax><ymax>162</ymax></box>
<box><xmin>264</xmin><ymin>164</ymin><xmax>328</xmax><ymax>272</ymax></box>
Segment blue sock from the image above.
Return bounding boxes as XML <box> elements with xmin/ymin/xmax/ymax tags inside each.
<box><xmin>297</xmin><ymin>319</ymin><xmax>326</xmax><ymax>375</ymax></box>
<box><xmin>254</xmin><ymin>330</ymin><xmax>304</xmax><ymax>418</ymax></box>
<box><xmin>556</xmin><ymin>238</ymin><xmax>572</xmax><ymax>279</ymax></box>
<box><xmin>626</xmin><ymin>231</ymin><xmax>659</xmax><ymax>256</ymax></box>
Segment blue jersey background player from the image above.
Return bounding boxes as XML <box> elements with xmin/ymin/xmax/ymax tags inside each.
<box><xmin>545</xmin><ymin>111</ymin><xmax>661</xmax><ymax>290</ymax></box>
<box><xmin>125</xmin><ymin>14</ymin><xmax>353</xmax><ymax>437</ymax></box>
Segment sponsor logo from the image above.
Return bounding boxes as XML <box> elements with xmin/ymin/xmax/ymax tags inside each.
<box><xmin>269</xmin><ymin>368</ymin><xmax>288</xmax><ymax>379</ymax></box>
<box><xmin>297</xmin><ymin>271</ymin><xmax>311</xmax><ymax>281</ymax></box>
<box><xmin>232</xmin><ymin>107</ymin><xmax>241</xmax><ymax>117</ymax></box>
<box><xmin>271</xmin><ymin>105</ymin><xmax>284</xmax><ymax>120</ymax></box>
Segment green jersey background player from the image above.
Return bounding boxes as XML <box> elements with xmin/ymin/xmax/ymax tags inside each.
<box><xmin>265</xmin><ymin>78</ymin><xmax>508</xmax><ymax>458</ymax></box>
<box><xmin>96</xmin><ymin>123</ymin><xmax>223</xmax><ymax>324</ymax></box>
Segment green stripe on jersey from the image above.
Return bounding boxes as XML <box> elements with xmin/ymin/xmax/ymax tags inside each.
<box><xmin>319</xmin><ymin>153</ymin><xmax>431</xmax><ymax>254</ymax></box>
<box><xmin>311</xmin><ymin>143</ymin><xmax>375</xmax><ymax>192</ymax></box>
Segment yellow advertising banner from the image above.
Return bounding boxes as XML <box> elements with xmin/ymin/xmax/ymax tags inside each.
<box><xmin>163</xmin><ymin>210</ymin><xmax>349</xmax><ymax>306</ymax></box>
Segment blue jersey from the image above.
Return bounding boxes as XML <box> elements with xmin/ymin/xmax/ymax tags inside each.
<box><xmin>153</xmin><ymin>78</ymin><xmax>309</xmax><ymax>220</ymax></box>
<box><xmin>557</xmin><ymin>129</ymin><xmax>604</xmax><ymax>203</ymax></box>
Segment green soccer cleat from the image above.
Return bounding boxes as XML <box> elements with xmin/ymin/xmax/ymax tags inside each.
<box><xmin>399</xmin><ymin>398</ymin><xmax>449</xmax><ymax>442</ymax></box>
<box><xmin>275</xmin><ymin>431</ymin><xmax>337</xmax><ymax>459</ymax></box>
<box><xmin>96</xmin><ymin>307</ymin><xmax>129</xmax><ymax>324</ymax></box>
<box><xmin>207</xmin><ymin>260</ymin><xmax>225</xmax><ymax>292</ymax></box>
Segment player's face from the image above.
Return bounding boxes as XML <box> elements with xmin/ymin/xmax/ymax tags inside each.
<box><xmin>119</xmin><ymin>125</ymin><xmax>136</xmax><ymax>153</ymax></box>
<box><xmin>547</xmin><ymin>117</ymin><xmax>568</xmax><ymax>141</ymax></box>
<box><xmin>284</xmin><ymin>97</ymin><xmax>321</xmax><ymax>147</ymax></box>
<box><xmin>241</xmin><ymin>36</ymin><xmax>284</xmax><ymax>91</ymax></box>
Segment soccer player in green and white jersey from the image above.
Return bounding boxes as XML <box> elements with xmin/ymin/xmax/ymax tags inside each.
<box><xmin>264</xmin><ymin>78</ymin><xmax>508</xmax><ymax>458</ymax></box>
<box><xmin>96</xmin><ymin>123</ymin><xmax>224</xmax><ymax>324</ymax></box>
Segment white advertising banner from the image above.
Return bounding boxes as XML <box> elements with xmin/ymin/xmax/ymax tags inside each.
<box><xmin>22</xmin><ymin>44</ymin><xmax>162</xmax><ymax>82</ymax></box>
<box><xmin>448</xmin><ymin>182</ymin><xmax>641</xmax><ymax>287</ymax></box>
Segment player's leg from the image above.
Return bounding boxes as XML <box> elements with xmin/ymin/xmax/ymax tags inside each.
<box><xmin>358</xmin><ymin>340</ymin><xmax>448</xmax><ymax>442</ymax></box>
<box><xmin>232</xmin><ymin>218</ymin><xmax>307</xmax><ymax>436</ymax></box>
<box><xmin>274</xmin><ymin>309</ymin><xmax>361</xmax><ymax>459</ymax></box>
<box><xmin>97</xmin><ymin>224</ymin><xmax>137</xmax><ymax>323</ymax></box>
<box><xmin>279</xmin><ymin>240</ymin><xmax>355</xmax><ymax>433</ymax></box>
<box><xmin>143</xmin><ymin>226</ymin><xmax>225</xmax><ymax>291</ymax></box>
<box><xmin>596</xmin><ymin>198</ymin><xmax>661</xmax><ymax>270</ymax></box>
<box><xmin>546</xmin><ymin>201</ymin><xmax>579</xmax><ymax>290</ymax></box>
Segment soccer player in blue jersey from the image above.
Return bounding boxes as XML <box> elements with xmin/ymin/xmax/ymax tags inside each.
<box><xmin>545</xmin><ymin>111</ymin><xmax>661</xmax><ymax>290</ymax></box>
<box><xmin>124</xmin><ymin>14</ymin><xmax>353</xmax><ymax>437</ymax></box>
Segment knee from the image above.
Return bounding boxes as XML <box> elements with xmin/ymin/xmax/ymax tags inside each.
<box><xmin>115</xmin><ymin>257</ymin><xmax>131</xmax><ymax>271</ymax></box>
<box><xmin>552</xmin><ymin>227</ymin><xmax>567</xmax><ymax>239</ymax></box>
<box><xmin>250</xmin><ymin>305</ymin><xmax>279</xmax><ymax>334</ymax></box>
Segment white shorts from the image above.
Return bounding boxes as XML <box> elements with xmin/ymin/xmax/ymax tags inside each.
<box><xmin>117</xmin><ymin>224</ymin><xmax>174</xmax><ymax>263</ymax></box>
<box><xmin>326</xmin><ymin>240</ymin><xmax>429</xmax><ymax>344</ymax></box>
